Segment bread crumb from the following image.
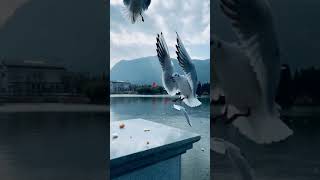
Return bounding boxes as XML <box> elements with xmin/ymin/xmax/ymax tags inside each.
<box><xmin>119</xmin><ymin>123</ymin><xmax>125</xmax><ymax>129</ymax></box>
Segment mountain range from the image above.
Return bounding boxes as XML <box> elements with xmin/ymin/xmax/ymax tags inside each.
<box><xmin>111</xmin><ymin>56</ymin><xmax>210</xmax><ymax>85</ymax></box>
<box><xmin>0</xmin><ymin>0</ymin><xmax>107</xmax><ymax>74</ymax></box>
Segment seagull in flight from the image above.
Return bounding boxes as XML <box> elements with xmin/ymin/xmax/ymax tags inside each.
<box><xmin>211</xmin><ymin>138</ymin><xmax>255</xmax><ymax>180</ymax></box>
<box><xmin>156</xmin><ymin>32</ymin><xmax>201</xmax><ymax>107</ymax></box>
<box><xmin>122</xmin><ymin>0</ymin><xmax>151</xmax><ymax>23</ymax></box>
<box><xmin>211</xmin><ymin>0</ymin><xmax>293</xmax><ymax>144</ymax></box>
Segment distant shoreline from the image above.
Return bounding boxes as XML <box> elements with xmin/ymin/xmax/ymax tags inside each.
<box><xmin>110</xmin><ymin>94</ymin><xmax>210</xmax><ymax>98</ymax></box>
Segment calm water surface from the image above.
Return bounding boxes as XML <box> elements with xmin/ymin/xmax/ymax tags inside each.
<box><xmin>111</xmin><ymin>96</ymin><xmax>210</xmax><ymax>180</ymax></box>
<box><xmin>0</xmin><ymin>111</ymin><xmax>107</xmax><ymax>180</ymax></box>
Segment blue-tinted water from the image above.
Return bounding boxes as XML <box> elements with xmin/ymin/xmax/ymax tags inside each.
<box><xmin>0</xmin><ymin>111</ymin><xmax>107</xmax><ymax>180</ymax></box>
<box><xmin>110</xmin><ymin>95</ymin><xmax>210</xmax><ymax>180</ymax></box>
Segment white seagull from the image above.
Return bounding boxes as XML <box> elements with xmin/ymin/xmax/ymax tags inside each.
<box><xmin>156</xmin><ymin>32</ymin><xmax>202</xmax><ymax>107</ymax></box>
<box><xmin>173</xmin><ymin>104</ymin><xmax>192</xmax><ymax>126</ymax></box>
<box><xmin>122</xmin><ymin>0</ymin><xmax>151</xmax><ymax>23</ymax></box>
<box><xmin>211</xmin><ymin>138</ymin><xmax>255</xmax><ymax>180</ymax></box>
<box><xmin>212</xmin><ymin>0</ymin><xmax>293</xmax><ymax>144</ymax></box>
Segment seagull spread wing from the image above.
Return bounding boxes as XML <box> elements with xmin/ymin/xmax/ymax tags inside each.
<box><xmin>220</xmin><ymin>0</ymin><xmax>281</xmax><ymax>110</ymax></box>
<box><xmin>143</xmin><ymin>0</ymin><xmax>151</xmax><ymax>10</ymax></box>
<box><xmin>175</xmin><ymin>32</ymin><xmax>198</xmax><ymax>96</ymax></box>
<box><xmin>173</xmin><ymin>104</ymin><xmax>192</xmax><ymax>126</ymax></box>
<box><xmin>156</xmin><ymin>33</ymin><xmax>179</xmax><ymax>95</ymax></box>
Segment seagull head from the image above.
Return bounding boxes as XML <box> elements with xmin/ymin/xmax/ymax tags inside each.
<box><xmin>172</xmin><ymin>73</ymin><xmax>180</xmax><ymax>78</ymax></box>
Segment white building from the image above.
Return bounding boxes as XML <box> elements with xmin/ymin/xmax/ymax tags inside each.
<box><xmin>110</xmin><ymin>81</ymin><xmax>132</xmax><ymax>94</ymax></box>
<box><xmin>0</xmin><ymin>58</ymin><xmax>66</xmax><ymax>96</ymax></box>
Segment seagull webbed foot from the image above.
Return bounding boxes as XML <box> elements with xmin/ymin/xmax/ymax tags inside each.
<box><xmin>225</xmin><ymin>107</ymin><xmax>251</xmax><ymax>125</ymax></box>
<box><xmin>212</xmin><ymin>106</ymin><xmax>251</xmax><ymax>125</ymax></box>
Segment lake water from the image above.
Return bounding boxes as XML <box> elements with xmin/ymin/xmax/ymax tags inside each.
<box><xmin>110</xmin><ymin>95</ymin><xmax>210</xmax><ymax>180</ymax></box>
<box><xmin>0</xmin><ymin>111</ymin><xmax>107</xmax><ymax>180</ymax></box>
<box><xmin>211</xmin><ymin>106</ymin><xmax>320</xmax><ymax>180</ymax></box>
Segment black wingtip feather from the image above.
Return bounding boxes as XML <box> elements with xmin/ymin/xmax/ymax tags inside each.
<box><xmin>220</xmin><ymin>4</ymin><xmax>239</xmax><ymax>21</ymax></box>
<box><xmin>221</xmin><ymin>0</ymin><xmax>236</xmax><ymax>11</ymax></box>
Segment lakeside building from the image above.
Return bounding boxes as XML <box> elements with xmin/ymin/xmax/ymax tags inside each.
<box><xmin>0</xmin><ymin>58</ymin><xmax>66</xmax><ymax>96</ymax></box>
<box><xmin>110</xmin><ymin>81</ymin><xmax>132</xmax><ymax>94</ymax></box>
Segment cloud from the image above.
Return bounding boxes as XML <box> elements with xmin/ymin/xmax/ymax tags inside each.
<box><xmin>202</xmin><ymin>0</ymin><xmax>210</xmax><ymax>25</ymax></box>
<box><xmin>110</xmin><ymin>0</ymin><xmax>122</xmax><ymax>6</ymax></box>
<box><xmin>110</xmin><ymin>0</ymin><xmax>210</xmax><ymax>68</ymax></box>
<box><xmin>111</xmin><ymin>28</ymin><xmax>155</xmax><ymax>46</ymax></box>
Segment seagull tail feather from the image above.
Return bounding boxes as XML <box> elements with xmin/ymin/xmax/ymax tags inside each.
<box><xmin>232</xmin><ymin>105</ymin><xmax>293</xmax><ymax>144</ymax></box>
<box><xmin>183</xmin><ymin>97</ymin><xmax>201</xmax><ymax>107</ymax></box>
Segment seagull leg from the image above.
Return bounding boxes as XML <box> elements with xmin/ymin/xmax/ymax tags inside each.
<box><xmin>225</xmin><ymin>108</ymin><xmax>251</xmax><ymax>125</ymax></box>
<box><xmin>140</xmin><ymin>13</ymin><xmax>144</xmax><ymax>22</ymax></box>
<box><xmin>172</xmin><ymin>96</ymin><xmax>183</xmax><ymax>103</ymax></box>
<box><xmin>212</xmin><ymin>105</ymin><xmax>228</xmax><ymax>124</ymax></box>
<box><xmin>180</xmin><ymin>97</ymin><xmax>186</xmax><ymax>105</ymax></box>
<box><xmin>172</xmin><ymin>98</ymin><xmax>180</xmax><ymax>102</ymax></box>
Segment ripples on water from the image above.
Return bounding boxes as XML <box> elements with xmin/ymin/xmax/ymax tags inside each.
<box><xmin>0</xmin><ymin>112</ymin><xmax>107</xmax><ymax>180</ymax></box>
<box><xmin>111</xmin><ymin>96</ymin><xmax>210</xmax><ymax>180</ymax></box>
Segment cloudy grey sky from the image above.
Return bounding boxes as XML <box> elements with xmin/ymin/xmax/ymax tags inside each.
<box><xmin>110</xmin><ymin>0</ymin><xmax>210</xmax><ymax>68</ymax></box>
<box><xmin>0</xmin><ymin>0</ymin><xmax>30</xmax><ymax>27</ymax></box>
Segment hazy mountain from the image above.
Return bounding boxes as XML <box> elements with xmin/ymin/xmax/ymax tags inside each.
<box><xmin>0</xmin><ymin>0</ymin><xmax>107</xmax><ymax>74</ymax></box>
<box><xmin>111</xmin><ymin>56</ymin><xmax>210</xmax><ymax>85</ymax></box>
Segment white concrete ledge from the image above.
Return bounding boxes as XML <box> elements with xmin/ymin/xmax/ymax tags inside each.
<box><xmin>110</xmin><ymin>119</ymin><xmax>200</xmax><ymax>179</ymax></box>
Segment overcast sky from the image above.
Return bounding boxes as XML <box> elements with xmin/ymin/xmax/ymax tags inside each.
<box><xmin>0</xmin><ymin>0</ymin><xmax>30</xmax><ymax>27</ymax></box>
<box><xmin>110</xmin><ymin>0</ymin><xmax>210</xmax><ymax>68</ymax></box>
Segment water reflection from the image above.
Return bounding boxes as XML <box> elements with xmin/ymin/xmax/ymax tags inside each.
<box><xmin>0</xmin><ymin>112</ymin><xmax>107</xmax><ymax>180</ymax></box>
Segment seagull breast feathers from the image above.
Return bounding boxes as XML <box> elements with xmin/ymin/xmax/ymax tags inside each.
<box><xmin>174</xmin><ymin>75</ymin><xmax>192</xmax><ymax>97</ymax></box>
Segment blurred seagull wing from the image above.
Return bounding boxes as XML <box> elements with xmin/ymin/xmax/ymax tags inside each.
<box><xmin>143</xmin><ymin>0</ymin><xmax>151</xmax><ymax>10</ymax></box>
<box><xmin>220</xmin><ymin>0</ymin><xmax>281</xmax><ymax>109</ymax></box>
<box><xmin>123</xmin><ymin>0</ymin><xmax>130</xmax><ymax>6</ymax></box>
